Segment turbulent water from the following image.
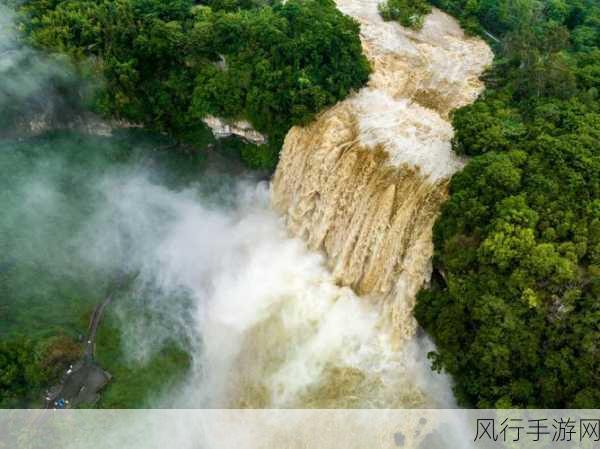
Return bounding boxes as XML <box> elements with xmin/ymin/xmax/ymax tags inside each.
<box><xmin>262</xmin><ymin>6</ymin><xmax>492</xmax><ymax>405</ymax></box>
<box><xmin>180</xmin><ymin>5</ymin><xmax>493</xmax><ymax>410</ymax></box>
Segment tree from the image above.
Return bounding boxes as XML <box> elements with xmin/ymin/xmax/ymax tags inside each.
<box><xmin>0</xmin><ymin>338</ymin><xmax>43</xmax><ymax>407</ymax></box>
<box><xmin>378</xmin><ymin>0</ymin><xmax>432</xmax><ymax>29</ymax></box>
<box><xmin>416</xmin><ymin>1</ymin><xmax>600</xmax><ymax>403</ymax></box>
<box><xmin>21</xmin><ymin>0</ymin><xmax>371</xmax><ymax>170</ymax></box>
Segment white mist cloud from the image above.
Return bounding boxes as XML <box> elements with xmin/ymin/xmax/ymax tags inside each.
<box><xmin>72</xmin><ymin>166</ymin><xmax>455</xmax><ymax>409</ymax></box>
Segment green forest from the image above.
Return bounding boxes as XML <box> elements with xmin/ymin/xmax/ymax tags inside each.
<box><xmin>415</xmin><ymin>0</ymin><xmax>600</xmax><ymax>407</ymax></box>
<box><xmin>19</xmin><ymin>0</ymin><xmax>370</xmax><ymax>170</ymax></box>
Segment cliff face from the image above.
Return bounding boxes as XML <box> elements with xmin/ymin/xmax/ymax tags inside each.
<box><xmin>271</xmin><ymin>5</ymin><xmax>492</xmax><ymax>340</ymax></box>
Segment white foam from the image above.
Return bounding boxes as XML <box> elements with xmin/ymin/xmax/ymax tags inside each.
<box><xmin>352</xmin><ymin>89</ymin><xmax>463</xmax><ymax>180</ymax></box>
<box><xmin>330</xmin><ymin>1</ymin><xmax>493</xmax><ymax>181</ymax></box>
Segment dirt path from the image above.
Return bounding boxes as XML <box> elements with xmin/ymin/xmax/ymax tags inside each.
<box><xmin>84</xmin><ymin>291</ymin><xmax>114</xmax><ymax>359</ymax></box>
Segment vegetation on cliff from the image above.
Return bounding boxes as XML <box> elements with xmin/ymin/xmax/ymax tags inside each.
<box><xmin>416</xmin><ymin>0</ymin><xmax>600</xmax><ymax>408</ymax></box>
<box><xmin>19</xmin><ymin>0</ymin><xmax>370</xmax><ymax>170</ymax></box>
<box><xmin>378</xmin><ymin>0</ymin><xmax>431</xmax><ymax>29</ymax></box>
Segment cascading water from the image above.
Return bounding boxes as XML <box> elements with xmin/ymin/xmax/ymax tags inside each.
<box><xmin>206</xmin><ymin>4</ymin><xmax>493</xmax><ymax>407</ymax></box>
<box><xmin>272</xmin><ymin>4</ymin><xmax>492</xmax><ymax>339</ymax></box>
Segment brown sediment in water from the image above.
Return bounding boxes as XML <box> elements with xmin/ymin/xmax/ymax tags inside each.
<box><xmin>271</xmin><ymin>6</ymin><xmax>492</xmax><ymax>343</ymax></box>
<box><xmin>221</xmin><ymin>5</ymin><xmax>492</xmax><ymax>410</ymax></box>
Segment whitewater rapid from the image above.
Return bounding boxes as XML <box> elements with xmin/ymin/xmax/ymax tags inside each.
<box><xmin>5</xmin><ymin>0</ymin><xmax>491</xmax><ymax>412</ymax></box>
<box><xmin>0</xmin><ymin>0</ymin><xmax>491</xmax><ymax>411</ymax></box>
<box><xmin>0</xmin><ymin>2</ymin><xmax>492</xmax><ymax>446</ymax></box>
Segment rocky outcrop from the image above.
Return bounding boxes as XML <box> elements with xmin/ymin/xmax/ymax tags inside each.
<box><xmin>203</xmin><ymin>115</ymin><xmax>267</xmax><ymax>145</ymax></box>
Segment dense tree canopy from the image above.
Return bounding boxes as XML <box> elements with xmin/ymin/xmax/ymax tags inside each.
<box><xmin>416</xmin><ymin>0</ymin><xmax>600</xmax><ymax>408</ymax></box>
<box><xmin>378</xmin><ymin>0</ymin><xmax>431</xmax><ymax>29</ymax></box>
<box><xmin>20</xmin><ymin>0</ymin><xmax>370</xmax><ymax>169</ymax></box>
<box><xmin>0</xmin><ymin>335</ymin><xmax>81</xmax><ymax>407</ymax></box>
<box><xmin>0</xmin><ymin>338</ymin><xmax>42</xmax><ymax>407</ymax></box>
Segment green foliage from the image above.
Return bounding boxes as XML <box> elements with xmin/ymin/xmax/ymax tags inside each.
<box><xmin>0</xmin><ymin>335</ymin><xmax>80</xmax><ymax>407</ymax></box>
<box><xmin>95</xmin><ymin>316</ymin><xmax>191</xmax><ymax>408</ymax></box>
<box><xmin>0</xmin><ymin>338</ymin><xmax>44</xmax><ymax>407</ymax></box>
<box><xmin>378</xmin><ymin>0</ymin><xmax>431</xmax><ymax>29</ymax></box>
<box><xmin>20</xmin><ymin>0</ymin><xmax>370</xmax><ymax>170</ymax></box>
<box><xmin>416</xmin><ymin>0</ymin><xmax>600</xmax><ymax>408</ymax></box>
<box><xmin>37</xmin><ymin>335</ymin><xmax>83</xmax><ymax>385</ymax></box>
<box><xmin>214</xmin><ymin>137</ymin><xmax>280</xmax><ymax>171</ymax></box>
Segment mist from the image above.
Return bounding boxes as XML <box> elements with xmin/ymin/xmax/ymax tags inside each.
<box><xmin>63</xmin><ymin>157</ymin><xmax>454</xmax><ymax>408</ymax></box>
<box><xmin>1</xmin><ymin>126</ymin><xmax>455</xmax><ymax>409</ymax></box>
<box><xmin>1</xmin><ymin>148</ymin><xmax>466</xmax><ymax>443</ymax></box>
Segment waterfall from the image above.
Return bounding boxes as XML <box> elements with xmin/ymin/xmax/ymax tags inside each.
<box><xmin>193</xmin><ymin>3</ymin><xmax>492</xmax><ymax>410</ymax></box>
<box><xmin>271</xmin><ymin>4</ymin><xmax>492</xmax><ymax>342</ymax></box>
